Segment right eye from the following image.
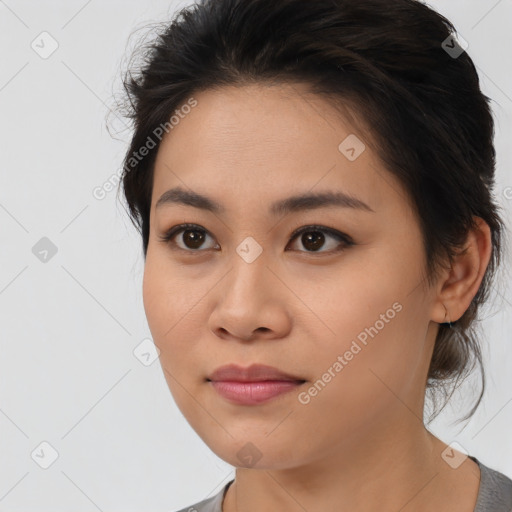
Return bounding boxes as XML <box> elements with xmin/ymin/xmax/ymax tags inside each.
<box><xmin>158</xmin><ymin>223</ymin><xmax>219</xmax><ymax>252</ymax></box>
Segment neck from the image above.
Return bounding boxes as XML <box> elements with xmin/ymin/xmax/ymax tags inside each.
<box><xmin>222</xmin><ymin>417</ymin><xmax>479</xmax><ymax>512</ymax></box>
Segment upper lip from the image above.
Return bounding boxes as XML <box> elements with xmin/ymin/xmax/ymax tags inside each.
<box><xmin>207</xmin><ymin>364</ymin><xmax>305</xmax><ymax>382</ymax></box>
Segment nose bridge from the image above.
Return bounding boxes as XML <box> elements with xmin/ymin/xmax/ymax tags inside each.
<box><xmin>208</xmin><ymin>228</ymin><xmax>294</xmax><ymax>341</ymax></box>
<box><xmin>224</xmin><ymin>241</ymin><xmax>270</xmax><ymax>305</ymax></box>
<box><xmin>211</xmin><ymin>242</ymin><xmax>278</xmax><ymax>332</ymax></box>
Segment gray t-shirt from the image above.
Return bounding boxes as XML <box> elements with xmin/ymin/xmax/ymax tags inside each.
<box><xmin>174</xmin><ymin>456</ymin><xmax>512</xmax><ymax>512</ymax></box>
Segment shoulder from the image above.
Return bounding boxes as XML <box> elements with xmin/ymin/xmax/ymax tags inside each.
<box><xmin>173</xmin><ymin>480</ymin><xmax>234</xmax><ymax>512</ymax></box>
<box><xmin>471</xmin><ymin>456</ymin><xmax>512</xmax><ymax>512</ymax></box>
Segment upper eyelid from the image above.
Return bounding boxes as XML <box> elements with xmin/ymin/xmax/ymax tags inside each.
<box><xmin>289</xmin><ymin>224</ymin><xmax>351</xmax><ymax>241</ymax></box>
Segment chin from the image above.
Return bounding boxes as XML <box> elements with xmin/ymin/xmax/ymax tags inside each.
<box><xmin>201</xmin><ymin>432</ymin><xmax>308</xmax><ymax>471</ymax></box>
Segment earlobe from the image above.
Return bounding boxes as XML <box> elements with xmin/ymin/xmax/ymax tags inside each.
<box><xmin>432</xmin><ymin>217</ymin><xmax>492</xmax><ymax>324</ymax></box>
<box><xmin>441</xmin><ymin>303</ymin><xmax>452</xmax><ymax>327</ymax></box>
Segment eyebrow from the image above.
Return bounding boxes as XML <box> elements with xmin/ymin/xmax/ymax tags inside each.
<box><xmin>155</xmin><ymin>186</ymin><xmax>374</xmax><ymax>216</ymax></box>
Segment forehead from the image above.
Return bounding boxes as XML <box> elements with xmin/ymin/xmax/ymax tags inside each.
<box><xmin>151</xmin><ymin>83</ymin><xmax>409</xmax><ymax>218</ymax></box>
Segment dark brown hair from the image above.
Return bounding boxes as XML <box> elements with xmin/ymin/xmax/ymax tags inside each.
<box><xmin>115</xmin><ymin>0</ymin><xmax>506</xmax><ymax>422</ymax></box>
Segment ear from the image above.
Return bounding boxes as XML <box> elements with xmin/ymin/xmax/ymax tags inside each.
<box><xmin>431</xmin><ymin>217</ymin><xmax>492</xmax><ymax>324</ymax></box>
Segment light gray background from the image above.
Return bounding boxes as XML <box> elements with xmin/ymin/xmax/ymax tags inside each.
<box><xmin>0</xmin><ymin>1</ymin><xmax>511</xmax><ymax>511</ymax></box>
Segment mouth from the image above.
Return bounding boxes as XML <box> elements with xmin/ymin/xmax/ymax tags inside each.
<box><xmin>207</xmin><ymin>363</ymin><xmax>305</xmax><ymax>382</ymax></box>
<box><xmin>206</xmin><ymin>364</ymin><xmax>306</xmax><ymax>405</ymax></box>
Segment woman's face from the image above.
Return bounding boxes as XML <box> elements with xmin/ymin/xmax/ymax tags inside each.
<box><xmin>143</xmin><ymin>83</ymin><xmax>440</xmax><ymax>469</ymax></box>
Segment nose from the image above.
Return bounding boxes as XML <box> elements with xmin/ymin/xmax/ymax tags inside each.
<box><xmin>208</xmin><ymin>253</ymin><xmax>292</xmax><ymax>342</ymax></box>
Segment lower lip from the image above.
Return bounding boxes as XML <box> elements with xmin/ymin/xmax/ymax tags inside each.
<box><xmin>209</xmin><ymin>380</ymin><xmax>304</xmax><ymax>405</ymax></box>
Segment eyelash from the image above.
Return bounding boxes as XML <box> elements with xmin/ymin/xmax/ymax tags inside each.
<box><xmin>158</xmin><ymin>223</ymin><xmax>354</xmax><ymax>255</ymax></box>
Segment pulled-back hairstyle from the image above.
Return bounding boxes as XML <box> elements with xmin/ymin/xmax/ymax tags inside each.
<box><xmin>115</xmin><ymin>0</ymin><xmax>506</xmax><ymax>422</ymax></box>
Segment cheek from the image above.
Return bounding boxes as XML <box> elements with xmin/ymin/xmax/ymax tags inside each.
<box><xmin>143</xmin><ymin>253</ymin><xmax>197</xmax><ymax>340</ymax></box>
<box><xmin>142</xmin><ymin>260</ymin><xmax>193</xmax><ymax>369</ymax></box>
<box><xmin>142</xmin><ymin>260</ymin><xmax>170</xmax><ymax>340</ymax></box>
<box><xmin>142</xmin><ymin>263</ymin><xmax>206</xmax><ymax>420</ymax></box>
<box><xmin>291</xmin><ymin>304</ymin><xmax>426</xmax><ymax>452</ymax></box>
<box><xmin>304</xmin><ymin>253</ymin><xmax>428</xmax><ymax>395</ymax></box>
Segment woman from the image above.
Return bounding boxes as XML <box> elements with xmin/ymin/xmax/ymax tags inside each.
<box><xmin>117</xmin><ymin>0</ymin><xmax>512</xmax><ymax>510</ymax></box>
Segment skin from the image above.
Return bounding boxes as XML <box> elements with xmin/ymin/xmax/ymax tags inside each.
<box><xmin>143</xmin><ymin>83</ymin><xmax>492</xmax><ymax>511</ymax></box>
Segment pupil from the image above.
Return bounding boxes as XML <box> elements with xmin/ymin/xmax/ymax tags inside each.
<box><xmin>184</xmin><ymin>229</ymin><xmax>205</xmax><ymax>249</ymax></box>
<box><xmin>303</xmin><ymin>231</ymin><xmax>324</xmax><ymax>251</ymax></box>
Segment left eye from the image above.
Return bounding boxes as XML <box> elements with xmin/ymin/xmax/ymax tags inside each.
<box><xmin>286</xmin><ymin>225</ymin><xmax>353</xmax><ymax>253</ymax></box>
<box><xmin>159</xmin><ymin>224</ymin><xmax>353</xmax><ymax>254</ymax></box>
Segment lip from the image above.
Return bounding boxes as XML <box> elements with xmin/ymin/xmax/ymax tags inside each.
<box><xmin>207</xmin><ymin>364</ymin><xmax>306</xmax><ymax>405</ymax></box>
<box><xmin>207</xmin><ymin>363</ymin><xmax>304</xmax><ymax>382</ymax></box>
